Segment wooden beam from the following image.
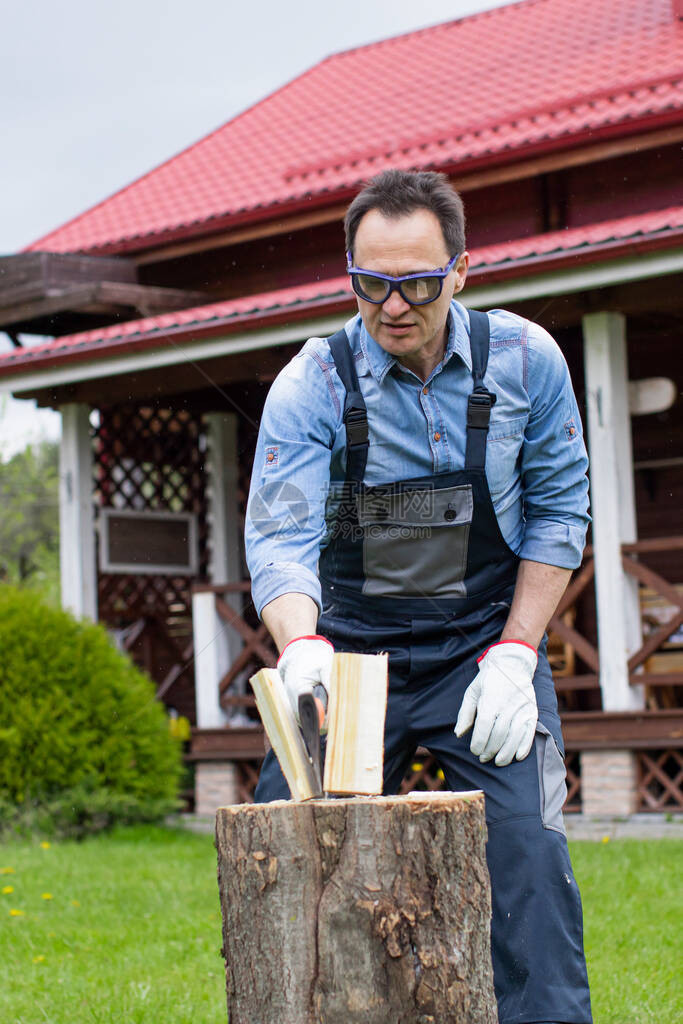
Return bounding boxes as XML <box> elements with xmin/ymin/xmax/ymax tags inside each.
<box><xmin>451</xmin><ymin>125</ymin><xmax>683</xmax><ymax>194</ymax></box>
<box><xmin>627</xmin><ymin>610</ymin><xmax>683</xmax><ymax>673</ymax></box>
<box><xmin>554</xmin><ymin>674</ymin><xmax>600</xmax><ymax>692</ymax></box>
<box><xmin>1</xmin><ymin>285</ymin><xmax>102</xmax><ymax>326</ymax></box>
<box><xmin>554</xmin><ymin>559</ymin><xmax>595</xmax><ymax>617</ymax></box>
<box><xmin>562</xmin><ymin>709</ymin><xmax>683</xmax><ymax>749</ymax></box>
<box><xmin>188</xmin><ymin>706</ymin><xmax>683</xmax><ymax>762</ymax></box>
<box><xmin>0</xmin><ymin>281</ymin><xmax>209</xmax><ymax>332</ymax></box>
<box><xmin>621</xmin><ymin>536</ymin><xmax>683</xmax><ymax>555</ymax></box>
<box><xmin>189</xmin><ymin>726</ymin><xmax>266</xmax><ymax>759</ymax></box>
<box><xmin>95</xmin><ymin>281</ymin><xmax>208</xmax><ymax>314</ymax></box>
<box><xmin>0</xmin><ymin>252</ymin><xmax>136</xmax><ymax>300</ymax></box>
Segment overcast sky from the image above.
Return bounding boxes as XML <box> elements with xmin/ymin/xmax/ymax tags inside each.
<box><xmin>1</xmin><ymin>0</ymin><xmax>517</xmax><ymax>456</ymax></box>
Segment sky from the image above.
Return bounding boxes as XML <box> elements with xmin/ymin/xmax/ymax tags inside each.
<box><xmin>0</xmin><ymin>0</ymin><xmax>518</xmax><ymax>458</ymax></box>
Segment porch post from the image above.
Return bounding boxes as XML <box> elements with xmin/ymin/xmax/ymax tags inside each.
<box><xmin>193</xmin><ymin>413</ymin><xmax>244</xmax><ymax>811</ymax></box>
<box><xmin>206</xmin><ymin>413</ymin><xmax>242</xmax><ymax>602</ymax></box>
<box><xmin>192</xmin><ymin>590</ymin><xmax>230</xmax><ymax>729</ymax></box>
<box><xmin>582</xmin><ymin>311</ymin><xmax>644</xmax><ymax>711</ymax></box>
<box><xmin>581</xmin><ymin>312</ymin><xmax>643</xmax><ymax>816</ymax></box>
<box><xmin>59</xmin><ymin>403</ymin><xmax>97</xmax><ymax>620</ymax></box>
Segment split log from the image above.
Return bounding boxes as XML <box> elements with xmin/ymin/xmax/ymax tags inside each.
<box><xmin>215</xmin><ymin>791</ymin><xmax>498</xmax><ymax>1024</ymax></box>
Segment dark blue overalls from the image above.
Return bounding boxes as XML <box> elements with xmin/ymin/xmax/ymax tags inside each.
<box><xmin>255</xmin><ymin>311</ymin><xmax>592</xmax><ymax>1024</ymax></box>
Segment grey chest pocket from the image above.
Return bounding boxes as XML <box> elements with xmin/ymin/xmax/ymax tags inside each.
<box><xmin>356</xmin><ymin>484</ymin><xmax>473</xmax><ymax>598</ymax></box>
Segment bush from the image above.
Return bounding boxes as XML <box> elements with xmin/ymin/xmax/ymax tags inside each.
<box><xmin>0</xmin><ymin>585</ymin><xmax>183</xmax><ymax>836</ymax></box>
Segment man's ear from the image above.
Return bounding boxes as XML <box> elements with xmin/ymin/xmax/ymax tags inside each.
<box><xmin>452</xmin><ymin>251</ymin><xmax>470</xmax><ymax>296</ymax></box>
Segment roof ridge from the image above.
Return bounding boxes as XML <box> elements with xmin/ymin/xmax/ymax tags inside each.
<box><xmin>319</xmin><ymin>0</ymin><xmax>540</xmax><ymax>63</ymax></box>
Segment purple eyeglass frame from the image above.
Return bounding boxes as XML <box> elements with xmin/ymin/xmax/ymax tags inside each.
<box><xmin>345</xmin><ymin>251</ymin><xmax>459</xmax><ymax>305</ymax></box>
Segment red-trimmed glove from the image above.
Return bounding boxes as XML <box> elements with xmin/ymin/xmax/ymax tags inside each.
<box><xmin>455</xmin><ymin>640</ymin><xmax>538</xmax><ymax>766</ymax></box>
<box><xmin>277</xmin><ymin>634</ymin><xmax>334</xmax><ymax>720</ymax></box>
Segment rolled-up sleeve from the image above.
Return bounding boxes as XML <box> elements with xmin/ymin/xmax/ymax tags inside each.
<box><xmin>519</xmin><ymin>324</ymin><xmax>590</xmax><ymax>569</ymax></box>
<box><xmin>245</xmin><ymin>350</ymin><xmax>339</xmax><ymax>617</ymax></box>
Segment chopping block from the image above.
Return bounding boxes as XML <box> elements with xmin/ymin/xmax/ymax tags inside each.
<box><xmin>215</xmin><ymin>790</ymin><xmax>498</xmax><ymax>1024</ymax></box>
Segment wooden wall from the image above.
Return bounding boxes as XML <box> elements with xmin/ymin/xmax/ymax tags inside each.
<box><xmin>138</xmin><ymin>143</ymin><xmax>683</xmax><ymax>304</ymax></box>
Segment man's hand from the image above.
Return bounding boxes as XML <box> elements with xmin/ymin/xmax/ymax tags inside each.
<box><xmin>455</xmin><ymin>640</ymin><xmax>538</xmax><ymax>766</ymax></box>
<box><xmin>277</xmin><ymin>634</ymin><xmax>334</xmax><ymax>720</ymax></box>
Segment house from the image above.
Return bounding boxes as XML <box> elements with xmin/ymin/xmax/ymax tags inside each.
<box><xmin>1</xmin><ymin>0</ymin><xmax>681</xmax><ymax>815</ymax></box>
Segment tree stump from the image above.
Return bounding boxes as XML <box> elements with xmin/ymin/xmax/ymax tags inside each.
<box><xmin>215</xmin><ymin>791</ymin><xmax>498</xmax><ymax>1024</ymax></box>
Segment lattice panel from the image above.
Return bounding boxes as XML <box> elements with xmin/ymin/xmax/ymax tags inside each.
<box><xmin>399</xmin><ymin>753</ymin><xmax>445</xmax><ymax>794</ymax></box>
<box><xmin>235</xmin><ymin>759</ymin><xmax>265</xmax><ymax>804</ymax></box>
<box><xmin>637</xmin><ymin>749</ymin><xmax>683</xmax><ymax>811</ymax></box>
<box><xmin>564</xmin><ymin>751</ymin><xmax>581</xmax><ymax>813</ymax></box>
<box><xmin>93</xmin><ymin>404</ymin><xmax>209</xmax><ymax>721</ymax></box>
<box><xmin>222</xmin><ymin>748</ymin><xmax>584</xmax><ymax>808</ymax></box>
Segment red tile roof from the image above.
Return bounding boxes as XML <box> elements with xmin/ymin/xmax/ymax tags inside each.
<box><xmin>27</xmin><ymin>0</ymin><xmax>683</xmax><ymax>256</ymax></box>
<box><xmin>5</xmin><ymin>204</ymin><xmax>682</xmax><ymax>379</ymax></box>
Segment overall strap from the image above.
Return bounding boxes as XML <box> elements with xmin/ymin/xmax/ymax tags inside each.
<box><xmin>465</xmin><ymin>309</ymin><xmax>497</xmax><ymax>470</ymax></box>
<box><xmin>327</xmin><ymin>329</ymin><xmax>369</xmax><ymax>483</ymax></box>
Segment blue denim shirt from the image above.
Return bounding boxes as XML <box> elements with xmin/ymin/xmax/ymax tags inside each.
<box><xmin>246</xmin><ymin>301</ymin><xmax>590</xmax><ymax>616</ymax></box>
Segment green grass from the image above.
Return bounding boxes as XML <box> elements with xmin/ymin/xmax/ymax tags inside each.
<box><xmin>0</xmin><ymin>826</ymin><xmax>225</xmax><ymax>1024</ymax></box>
<box><xmin>0</xmin><ymin>828</ymin><xmax>680</xmax><ymax>1023</ymax></box>
<box><xmin>571</xmin><ymin>838</ymin><xmax>682</xmax><ymax>1024</ymax></box>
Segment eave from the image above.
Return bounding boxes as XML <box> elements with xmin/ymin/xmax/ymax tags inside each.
<box><xmin>38</xmin><ymin>111</ymin><xmax>683</xmax><ymax>262</ymax></box>
<box><xmin>3</xmin><ymin>214</ymin><xmax>683</xmax><ymax>406</ymax></box>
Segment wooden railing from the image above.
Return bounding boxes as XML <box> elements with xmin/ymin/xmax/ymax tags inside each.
<box><xmin>190</xmin><ymin>567</ymin><xmax>683</xmax><ymax>808</ymax></box>
<box><xmin>547</xmin><ymin>557</ymin><xmax>599</xmax><ymax>694</ymax></box>
<box><xmin>196</xmin><ymin>537</ymin><xmax>683</xmax><ymax>719</ymax></box>
<box><xmin>192</xmin><ymin>582</ymin><xmax>275</xmax><ymax>716</ymax></box>
<box><xmin>547</xmin><ymin>535</ymin><xmax>683</xmax><ymax>704</ymax></box>
<box><xmin>621</xmin><ymin>537</ymin><xmax>683</xmax><ymax>696</ymax></box>
<box><xmin>120</xmin><ymin>611</ymin><xmax>195</xmax><ymax>703</ymax></box>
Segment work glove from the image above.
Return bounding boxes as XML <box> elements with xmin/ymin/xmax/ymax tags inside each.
<box><xmin>455</xmin><ymin>640</ymin><xmax>538</xmax><ymax>766</ymax></box>
<box><xmin>277</xmin><ymin>634</ymin><xmax>334</xmax><ymax>721</ymax></box>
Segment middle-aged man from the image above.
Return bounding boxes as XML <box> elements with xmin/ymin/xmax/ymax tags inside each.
<box><xmin>245</xmin><ymin>169</ymin><xmax>592</xmax><ymax>1024</ymax></box>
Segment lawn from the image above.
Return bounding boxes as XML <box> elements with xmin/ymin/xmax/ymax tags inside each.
<box><xmin>572</xmin><ymin>837</ymin><xmax>682</xmax><ymax>1024</ymax></box>
<box><xmin>1</xmin><ymin>826</ymin><xmax>224</xmax><ymax>1024</ymax></box>
<box><xmin>1</xmin><ymin>826</ymin><xmax>680</xmax><ymax>1023</ymax></box>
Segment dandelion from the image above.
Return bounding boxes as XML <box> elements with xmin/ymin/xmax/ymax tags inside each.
<box><xmin>10</xmin><ymin>909</ymin><xmax>25</xmax><ymax>917</ymax></box>
<box><xmin>71</xmin><ymin>900</ymin><xmax>81</xmax><ymax>908</ymax></box>
<box><xmin>40</xmin><ymin>841</ymin><xmax>51</xmax><ymax>850</ymax></box>
<box><xmin>601</xmin><ymin>835</ymin><xmax>610</xmax><ymax>844</ymax></box>
<box><xmin>33</xmin><ymin>955</ymin><xmax>46</xmax><ymax>964</ymax></box>
<box><xmin>0</xmin><ymin>867</ymin><xmax>15</xmax><ymax>875</ymax></box>
<box><xmin>2</xmin><ymin>885</ymin><xmax>14</xmax><ymax>895</ymax></box>
<box><xmin>41</xmin><ymin>893</ymin><xmax>53</xmax><ymax>901</ymax></box>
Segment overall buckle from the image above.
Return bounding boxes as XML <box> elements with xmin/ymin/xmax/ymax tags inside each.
<box><xmin>344</xmin><ymin>408</ymin><xmax>369</xmax><ymax>447</ymax></box>
<box><xmin>467</xmin><ymin>390</ymin><xmax>497</xmax><ymax>430</ymax></box>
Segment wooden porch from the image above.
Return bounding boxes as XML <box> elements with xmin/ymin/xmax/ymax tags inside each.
<box><xmin>59</xmin><ymin>310</ymin><xmax>680</xmax><ymax>816</ymax></box>
<box><xmin>186</xmin><ymin>532</ymin><xmax>683</xmax><ymax>812</ymax></box>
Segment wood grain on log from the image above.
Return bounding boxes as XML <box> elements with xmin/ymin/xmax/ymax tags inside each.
<box><xmin>216</xmin><ymin>791</ymin><xmax>498</xmax><ymax>1024</ymax></box>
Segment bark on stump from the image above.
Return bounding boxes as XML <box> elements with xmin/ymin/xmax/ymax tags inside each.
<box><xmin>216</xmin><ymin>791</ymin><xmax>498</xmax><ymax>1024</ymax></box>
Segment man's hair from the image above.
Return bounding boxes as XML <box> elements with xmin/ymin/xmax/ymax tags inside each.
<box><xmin>344</xmin><ymin>169</ymin><xmax>466</xmax><ymax>259</ymax></box>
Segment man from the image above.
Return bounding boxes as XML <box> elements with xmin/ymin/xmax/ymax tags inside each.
<box><xmin>245</xmin><ymin>169</ymin><xmax>592</xmax><ymax>1024</ymax></box>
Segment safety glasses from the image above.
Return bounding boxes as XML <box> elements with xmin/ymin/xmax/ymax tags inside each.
<box><xmin>346</xmin><ymin>252</ymin><xmax>459</xmax><ymax>306</ymax></box>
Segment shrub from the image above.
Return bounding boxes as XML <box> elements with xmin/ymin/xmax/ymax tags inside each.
<box><xmin>0</xmin><ymin>585</ymin><xmax>183</xmax><ymax>836</ymax></box>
